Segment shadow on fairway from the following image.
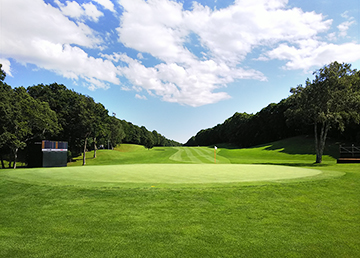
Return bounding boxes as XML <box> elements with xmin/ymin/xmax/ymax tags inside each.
<box><xmin>252</xmin><ymin>136</ymin><xmax>338</xmax><ymax>159</ymax></box>
<box><xmin>254</xmin><ymin>162</ymin><xmax>334</xmax><ymax>167</ymax></box>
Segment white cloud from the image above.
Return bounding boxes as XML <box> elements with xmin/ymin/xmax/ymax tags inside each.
<box><xmin>338</xmin><ymin>20</ymin><xmax>355</xmax><ymax>37</ymax></box>
<box><xmin>84</xmin><ymin>77</ymin><xmax>110</xmax><ymax>91</ymax></box>
<box><xmin>263</xmin><ymin>41</ymin><xmax>360</xmax><ymax>71</ymax></box>
<box><xmin>113</xmin><ymin>53</ymin><xmax>264</xmax><ymax>106</ymax></box>
<box><xmin>93</xmin><ymin>0</ymin><xmax>115</xmax><ymax>12</ymax></box>
<box><xmin>118</xmin><ymin>0</ymin><xmax>192</xmax><ymax>64</ymax></box>
<box><xmin>82</xmin><ymin>2</ymin><xmax>104</xmax><ymax>22</ymax></box>
<box><xmin>341</xmin><ymin>11</ymin><xmax>351</xmax><ymax>19</ymax></box>
<box><xmin>135</xmin><ymin>94</ymin><xmax>147</xmax><ymax>100</ymax></box>
<box><xmin>2</xmin><ymin>0</ymin><xmax>360</xmax><ymax>107</ymax></box>
<box><xmin>115</xmin><ymin>0</ymin><xmax>349</xmax><ymax>106</ymax></box>
<box><xmin>0</xmin><ymin>0</ymin><xmax>118</xmax><ymax>90</ymax></box>
<box><xmin>55</xmin><ymin>0</ymin><xmax>104</xmax><ymax>22</ymax></box>
<box><xmin>184</xmin><ymin>0</ymin><xmax>332</xmax><ymax>65</ymax></box>
<box><xmin>54</xmin><ymin>0</ymin><xmax>83</xmax><ymax>19</ymax></box>
<box><xmin>0</xmin><ymin>59</ymin><xmax>12</xmax><ymax>77</ymax></box>
<box><xmin>2</xmin><ymin>0</ymin><xmax>100</xmax><ymax>48</ymax></box>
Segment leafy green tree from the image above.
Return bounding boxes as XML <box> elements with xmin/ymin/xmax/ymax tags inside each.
<box><xmin>74</xmin><ymin>94</ymin><xmax>97</xmax><ymax>166</ymax></box>
<box><xmin>141</xmin><ymin>127</ymin><xmax>155</xmax><ymax>150</ymax></box>
<box><xmin>106</xmin><ymin>116</ymin><xmax>125</xmax><ymax>150</ymax></box>
<box><xmin>5</xmin><ymin>87</ymin><xmax>59</xmax><ymax>168</ymax></box>
<box><xmin>27</xmin><ymin>83</ymin><xmax>109</xmax><ymax>164</ymax></box>
<box><xmin>286</xmin><ymin>62</ymin><xmax>360</xmax><ymax>163</ymax></box>
<box><xmin>1</xmin><ymin>66</ymin><xmax>60</xmax><ymax>168</ymax></box>
<box><xmin>0</xmin><ymin>65</ymin><xmax>12</xmax><ymax>168</ymax></box>
<box><xmin>91</xmin><ymin>103</ymin><xmax>109</xmax><ymax>158</ymax></box>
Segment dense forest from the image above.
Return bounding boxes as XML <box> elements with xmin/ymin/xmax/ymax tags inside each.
<box><xmin>0</xmin><ymin>65</ymin><xmax>180</xmax><ymax>168</ymax></box>
<box><xmin>185</xmin><ymin>62</ymin><xmax>360</xmax><ymax>162</ymax></box>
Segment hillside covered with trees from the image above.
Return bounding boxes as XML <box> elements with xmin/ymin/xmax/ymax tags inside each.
<box><xmin>0</xmin><ymin>64</ymin><xmax>180</xmax><ymax>168</ymax></box>
<box><xmin>186</xmin><ymin>62</ymin><xmax>360</xmax><ymax>163</ymax></box>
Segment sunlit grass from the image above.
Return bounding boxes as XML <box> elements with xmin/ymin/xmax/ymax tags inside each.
<box><xmin>0</xmin><ymin>136</ymin><xmax>359</xmax><ymax>257</ymax></box>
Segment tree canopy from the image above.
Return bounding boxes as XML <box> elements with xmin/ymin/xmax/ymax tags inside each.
<box><xmin>0</xmin><ymin>67</ymin><xmax>180</xmax><ymax>168</ymax></box>
<box><xmin>0</xmin><ymin>67</ymin><xmax>59</xmax><ymax>168</ymax></box>
<box><xmin>286</xmin><ymin>62</ymin><xmax>360</xmax><ymax>163</ymax></box>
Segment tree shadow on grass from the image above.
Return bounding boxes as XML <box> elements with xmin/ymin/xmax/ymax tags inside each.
<box><xmin>256</xmin><ymin>136</ymin><xmax>339</xmax><ymax>159</ymax></box>
<box><xmin>254</xmin><ymin>162</ymin><xmax>334</xmax><ymax>167</ymax></box>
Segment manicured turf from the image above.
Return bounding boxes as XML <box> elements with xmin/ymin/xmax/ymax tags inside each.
<box><xmin>1</xmin><ymin>164</ymin><xmax>326</xmax><ymax>188</ymax></box>
<box><xmin>69</xmin><ymin>136</ymin><xmax>338</xmax><ymax>166</ymax></box>
<box><xmin>1</xmin><ymin>136</ymin><xmax>359</xmax><ymax>257</ymax></box>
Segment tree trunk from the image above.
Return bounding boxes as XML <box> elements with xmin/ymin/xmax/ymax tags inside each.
<box><xmin>314</xmin><ymin>122</ymin><xmax>330</xmax><ymax>163</ymax></box>
<box><xmin>0</xmin><ymin>154</ymin><xmax>5</xmax><ymax>169</ymax></box>
<box><xmin>12</xmin><ymin>148</ymin><xmax>18</xmax><ymax>169</ymax></box>
<box><xmin>83</xmin><ymin>138</ymin><xmax>87</xmax><ymax>166</ymax></box>
<box><xmin>93</xmin><ymin>137</ymin><xmax>97</xmax><ymax>158</ymax></box>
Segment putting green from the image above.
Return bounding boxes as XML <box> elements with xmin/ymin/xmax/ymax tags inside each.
<box><xmin>2</xmin><ymin>164</ymin><xmax>323</xmax><ymax>188</ymax></box>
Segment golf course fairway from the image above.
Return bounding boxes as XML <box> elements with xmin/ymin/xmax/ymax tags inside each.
<box><xmin>2</xmin><ymin>164</ymin><xmax>323</xmax><ymax>188</ymax></box>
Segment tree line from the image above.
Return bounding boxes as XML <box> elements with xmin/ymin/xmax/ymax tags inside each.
<box><xmin>185</xmin><ymin>62</ymin><xmax>360</xmax><ymax>163</ymax></box>
<box><xmin>0</xmin><ymin>65</ymin><xmax>180</xmax><ymax>168</ymax></box>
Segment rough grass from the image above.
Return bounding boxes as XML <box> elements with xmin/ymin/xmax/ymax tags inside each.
<box><xmin>1</xmin><ymin>136</ymin><xmax>359</xmax><ymax>257</ymax></box>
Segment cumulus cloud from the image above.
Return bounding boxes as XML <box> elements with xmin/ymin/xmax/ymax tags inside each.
<box><xmin>55</xmin><ymin>0</ymin><xmax>104</xmax><ymax>22</ymax></box>
<box><xmin>184</xmin><ymin>0</ymin><xmax>332</xmax><ymax>65</ymax></box>
<box><xmin>110</xmin><ymin>53</ymin><xmax>265</xmax><ymax>106</ymax></box>
<box><xmin>1</xmin><ymin>0</ymin><xmax>360</xmax><ymax>107</ymax></box>
<box><xmin>0</xmin><ymin>0</ymin><xmax>118</xmax><ymax>90</ymax></box>
<box><xmin>263</xmin><ymin>41</ymin><xmax>360</xmax><ymax>71</ymax></box>
<box><xmin>337</xmin><ymin>19</ymin><xmax>356</xmax><ymax>37</ymax></box>
<box><xmin>0</xmin><ymin>58</ymin><xmax>12</xmax><ymax>77</ymax></box>
<box><xmin>93</xmin><ymin>0</ymin><xmax>115</xmax><ymax>12</ymax></box>
<box><xmin>115</xmin><ymin>0</ymin><xmax>355</xmax><ymax>105</ymax></box>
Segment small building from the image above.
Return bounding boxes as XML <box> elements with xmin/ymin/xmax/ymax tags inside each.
<box><xmin>28</xmin><ymin>140</ymin><xmax>68</xmax><ymax>168</ymax></box>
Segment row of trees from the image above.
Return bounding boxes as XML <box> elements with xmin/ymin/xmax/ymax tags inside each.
<box><xmin>186</xmin><ymin>62</ymin><xmax>360</xmax><ymax>163</ymax></box>
<box><xmin>186</xmin><ymin>99</ymin><xmax>297</xmax><ymax>148</ymax></box>
<box><xmin>0</xmin><ymin>65</ymin><xmax>180</xmax><ymax>168</ymax></box>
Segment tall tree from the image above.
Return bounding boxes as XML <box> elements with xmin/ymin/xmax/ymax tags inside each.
<box><xmin>106</xmin><ymin>116</ymin><xmax>125</xmax><ymax>150</ymax></box>
<box><xmin>91</xmin><ymin>103</ymin><xmax>109</xmax><ymax>158</ymax></box>
<box><xmin>286</xmin><ymin>62</ymin><xmax>360</xmax><ymax>163</ymax></box>
<box><xmin>1</xmin><ymin>66</ymin><xmax>60</xmax><ymax>168</ymax></box>
<box><xmin>28</xmin><ymin>83</ymin><xmax>108</xmax><ymax>164</ymax></box>
<box><xmin>6</xmin><ymin>87</ymin><xmax>59</xmax><ymax>168</ymax></box>
<box><xmin>0</xmin><ymin>65</ymin><xmax>12</xmax><ymax>168</ymax></box>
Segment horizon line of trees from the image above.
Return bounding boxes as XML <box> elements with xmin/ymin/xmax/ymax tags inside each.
<box><xmin>0</xmin><ymin>64</ymin><xmax>181</xmax><ymax>168</ymax></box>
<box><xmin>185</xmin><ymin>62</ymin><xmax>360</xmax><ymax>163</ymax></box>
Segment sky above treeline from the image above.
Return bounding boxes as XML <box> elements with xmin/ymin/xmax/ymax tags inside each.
<box><xmin>1</xmin><ymin>0</ymin><xmax>360</xmax><ymax>143</ymax></box>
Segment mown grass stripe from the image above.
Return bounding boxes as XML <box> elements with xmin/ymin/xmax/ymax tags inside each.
<box><xmin>169</xmin><ymin>147</ymin><xmax>184</xmax><ymax>162</ymax></box>
<box><xmin>184</xmin><ymin>148</ymin><xmax>203</xmax><ymax>163</ymax></box>
<box><xmin>192</xmin><ymin>148</ymin><xmax>215</xmax><ymax>163</ymax></box>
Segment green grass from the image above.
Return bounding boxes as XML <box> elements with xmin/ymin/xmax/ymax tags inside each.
<box><xmin>1</xmin><ymin>136</ymin><xmax>359</xmax><ymax>257</ymax></box>
<box><xmin>69</xmin><ymin>145</ymin><xmax>179</xmax><ymax>165</ymax></box>
<box><xmin>1</xmin><ymin>164</ymin><xmax>329</xmax><ymax>189</ymax></box>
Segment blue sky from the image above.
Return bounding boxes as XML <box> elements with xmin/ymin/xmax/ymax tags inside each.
<box><xmin>1</xmin><ymin>0</ymin><xmax>360</xmax><ymax>143</ymax></box>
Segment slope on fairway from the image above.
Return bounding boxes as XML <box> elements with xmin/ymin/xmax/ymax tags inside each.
<box><xmin>169</xmin><ymin>147</ymin><xmax>231</xmax><ymax>164</ymax></box>
<box><xmin>2</xmin><ymin>164</ymin><xmax>323</xmax><ymax>188</ymax></box>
